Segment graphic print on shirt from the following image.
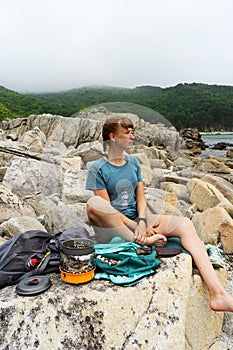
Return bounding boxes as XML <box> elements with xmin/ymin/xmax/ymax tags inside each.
<box><xmin>121</xmin><ymin>190</ymin><xmax>129</xmax><ymax>208</ymax></box>
<box><xmin>113</xmin><ymin>179</ymin><xmax>134</xmax><ymax>211</ymax></box>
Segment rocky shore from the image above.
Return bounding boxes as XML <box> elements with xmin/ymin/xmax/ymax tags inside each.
<box><xmin>0</xmin><ymin>108</ymin><xmax>233</xmax><ymax>349</ymax></box>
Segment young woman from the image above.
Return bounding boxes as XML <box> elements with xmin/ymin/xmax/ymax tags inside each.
<box><xmin>86</xmin><ymin>115</ymin><xmax>233</xmax><ymax>312</ymax></box>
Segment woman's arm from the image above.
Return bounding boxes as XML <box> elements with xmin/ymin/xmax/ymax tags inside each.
<box><xmin>134</xmin><ymin>181</ymin><xmax>163</xmax><ymax>245</ymax></box>
<box><xmin>94</xmin><ymin>189</ymin><xmax>110</xmax><ymax>202</ymax></box>
<box><xmin>134</xmin><ymin>182</ymin><xmax>148</xmax><ymax>243</ymax></box>
<box><xmin>135</xmin><ymin>181</ymin><xmax>147</xmax><ymax>219</ymax></box>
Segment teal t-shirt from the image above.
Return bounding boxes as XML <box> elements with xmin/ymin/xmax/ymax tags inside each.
<box><xmin>85</xmin><ymin>155</ymin><xmax>143</xmax><ymax>219</ymax></box>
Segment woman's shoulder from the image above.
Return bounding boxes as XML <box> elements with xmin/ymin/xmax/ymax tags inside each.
<box><xmin>125</xmin><ymin>154</ymin><xmax>140</xmax><ymax>165</ymax></box>
<box><xmin>88</xmin><ymin>157</ymin><xmax>107</xmax><ymax>171</ymax></box>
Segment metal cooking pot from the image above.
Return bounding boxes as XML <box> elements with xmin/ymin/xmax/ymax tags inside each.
<box><xmin>60</xmin><ymin>238</ymin><xmax>95</xmax><ymax>284</ymax></box>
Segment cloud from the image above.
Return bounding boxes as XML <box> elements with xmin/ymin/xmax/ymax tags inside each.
<box><xmin>1</xmin><ymin>0</ymin><xmax>233</xmax><ymax>92</ymax></box>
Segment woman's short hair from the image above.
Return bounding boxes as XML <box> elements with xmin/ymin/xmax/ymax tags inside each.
<box><xmin>102</xmin><ymin>116</ymin><xmax>134</xmax><ymax>151</ymax></box>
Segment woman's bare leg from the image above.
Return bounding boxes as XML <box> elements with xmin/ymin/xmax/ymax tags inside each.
<box><xmin>147</xmin><ymin>214</ymin><xmax>233</xmax><ymax>312</ymax></box>
<box><xmin>87</xmin><ymin>196</ymin><xmax>138</xmax><ymax>242</ymax></box>
<box><xmin>86</xmin><ymin>196</ymin><xmax>165</xmax><ymax>245</ymax></box>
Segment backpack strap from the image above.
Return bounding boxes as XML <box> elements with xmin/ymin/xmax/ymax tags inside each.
<box><xmin>0</xmin><ymin>236</ymin><xmax>19</xmax><ymax>266</ymax></box>
<box><xmin>0</xmin><ymin>252</ymin><xmax>18</xmax><ymax>270</ymax></box>
<box><xmin>15</xmin><ymin>251</ymin><xmax>58</xmax><ymax>284</ymax></box>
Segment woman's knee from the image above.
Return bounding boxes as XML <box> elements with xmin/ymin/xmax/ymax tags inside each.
<box><xmin>182</xmin><ymin>217</ymin><xmax>195</xmax><ymax>230</ymax></box>
<box><xmin>163</xmin><ymin>215</ymin><xmax>195</xmax><ymax>237</ymax></box>
<box><xmin>177</xmin><ymin>217</ymin><xmax>197</xmax><ymax>239</ymax></box>
<box><xmin>87</xmin><ymin>195</ymin><xmax>104</xmax><ymax>208</ymax></box>
<box><xmin>86</xmin><ymin>195</ymin><xmax>117</xmax><ymax>220</ymax></box>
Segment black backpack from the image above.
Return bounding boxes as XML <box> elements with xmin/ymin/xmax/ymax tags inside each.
<box><xmin>0</xmin><ymin>227</ymin><xmax>93</xmax><ymax>289</ymax></box>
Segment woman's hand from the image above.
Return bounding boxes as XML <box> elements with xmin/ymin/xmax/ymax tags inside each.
<box><xmin>134</xmin><ymin>221</ymin><xmax>167</xmax><ymax>247</ymax></box>
<box><xmin>134</xmin><ymin>221</ymin><xmax>160</xmax><ymax>245</ymax></box>
<box><xmin>145</xmin><ymin>222</ymin><xmax>160</xmax><ymax>236</ymax></box>
<box><xmin>133</xmin><ymin>220</ymin><xmax>148</xmax><ymax>245</ymax></box>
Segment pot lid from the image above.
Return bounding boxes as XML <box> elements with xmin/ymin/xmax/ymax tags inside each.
<box><xmin>16</xmin><ymin>276</ymin><xmax>52</xmax><ymax>296</ymax></box>
<box><xmin>62</xmin><ymin>239</ymin><xmax>95</xmax><ymax>256</ymax></box>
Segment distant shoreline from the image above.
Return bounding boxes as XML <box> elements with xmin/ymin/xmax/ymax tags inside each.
<box><xmin>200</xmin><ymin>131</ymin><xmax>233</xmax><ymax>135</ymax></box>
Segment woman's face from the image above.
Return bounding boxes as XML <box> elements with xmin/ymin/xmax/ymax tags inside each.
<box><xmin>110</xmin><ymin>125</ymin><xmax>135</xmax><ymax>150</ymax></box>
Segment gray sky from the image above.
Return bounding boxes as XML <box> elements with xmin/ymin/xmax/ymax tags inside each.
<box><xmin>1</xmin><ymin>0</ymin><xmax>233</xmax><ymax>93</ymax></box>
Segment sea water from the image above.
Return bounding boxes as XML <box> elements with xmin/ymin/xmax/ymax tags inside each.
<box><xmin>200</xmin><ymin>133</ymin><xmax>233</xmax><ymax>158</ymax></box>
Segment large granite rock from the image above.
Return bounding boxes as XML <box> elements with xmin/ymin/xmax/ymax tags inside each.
<box><xmin>0</xmin><ymin>254</ymin><xmax>226</xmax><ymax>350</ymax></box>
<box><xmin>201</xmin><ymin>174</ymin><xmax>233</xmax><ymax>204</ymax></box>
<box><xmin>0</xmin><ymin>184</ymin><xmax>36</xmax><ymax>224</ymax></box>
<box><xmin>0</xmin><ymin>216</ymin><xmax>47</xmax><ymax>238</ymax></box>
<box><xmin>0</xmin><ymin>111</ymin><xmax>183</xmax><ymax>151</ymax></box>
<box><xmin>2</xmin><ymin>157</ymin><xmax>63</xmax><ymax>199</ymax></box>
<box><xmin>18</xmin><ymin>126</ymin><xmax>46</xmax><ymax>153</ymax></box>
<box><xmin>179</xmin><ymin>128</ymin><xmax>206</xmax><ymax>155</ymax></box>
<box><xmin>192</xmin><ymin>205</ymin><xmax>233</xmax><ymax>254</ymax></box>
<box><xmin>187</xmin><ymin>178</ymin><xmax>233</xmax><ymax>216</ymax></box>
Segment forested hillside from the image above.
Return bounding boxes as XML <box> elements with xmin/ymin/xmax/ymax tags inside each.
<box><xmin>0</xmin><ymin>83</ymin><xmax>233</xmax><ymax>131</ymax></box>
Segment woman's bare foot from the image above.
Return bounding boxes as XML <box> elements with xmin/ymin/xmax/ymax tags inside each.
<box><xmin>210</xmin><ymin>291</ymin><xmax>233</xmax><ymax>312</ymax></box>
<box><xmin>146</xmin><ymin>234</ymin><xmax>167</xmax><ymax>247</ymax></box>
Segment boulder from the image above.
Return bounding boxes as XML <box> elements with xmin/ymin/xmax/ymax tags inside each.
<box><xmin>160</xmin><ymin>182</ymin><xmax>190</xmax><ymax>202</ymax></box>
<box><xmin>212</xmin><ymin>142</ymin><xmax>233</xmax><ymax>150</ymax></box>
<box><xmin>185</xmin><ymin>269</ymin><xmax>226</xmax><ymax>350</ymax></box>
<box><xmin>192</xmin><ymin>205</ymin><xmax>233</xmax><ymax>253</ymax></box>
<box><xmin>0</xmin><ymin>184</ymin><xmax>36</xmax><ymax>224</ymax></box>
<box><xmin>209</xmin><ymin>341</ymin><xmax>227</xmax><ymax>350</ymax></box>
<box><xmin>62</xmin><ymin>168</ymin><xmax>93</xmax><ymax>204</ymax></box>
<box><xmin>0</xmin><ymin>216</ymin><xmax>47</xmax><ymax>238</ymax></box>
<box><xmin>150</xmin><ymin>168</ymin><xmax>168</xmax><ymax>188</ymax></box>
<box><xmin>179</xmin><ymin>128</ymin><xmax>206</xmax><ymax>150</ymax></box>
<box><xmin>43</xmin><ymin>198</ymin><xmax>90</xmax><ymax>234</ymax></box>
<box><xmin>18</xmin><ymin>127</ymin><xmax>46</xmax><ymax>153</ymax></box>
<box><xmin>187</xmin><ymin>178</ymin><xmax>233</xmax><ymax>216</ymax></box>
<box><xmin>227</xmin><ymin>148</ymin><xmax>233</xmax><ymax>158</ymax></box>
<box><xmin>134</xmin><ymin>152</ymin><xmax>154</xmax><ymax>186</ymax></box>
<box><xmin>0</xmin><ymin>166</ymin><xmax>7</xmax><ymax>181</ymax></box>
<box><xmin>162</xmin><ymin>174</ymin><xmax>190</xmax><ymax>185</ymax></box>
<box><xmin>22</xmin><ymin>192</ymin><xmax>45</xmax><ymax>217</ymax></box>
<box><xmin>201</xmin><ymin>174</ymin><xmax>233</xmax><ymax>204</ymax></box>
<box><xmin>193</xmin><ymin>157</ymin><xmax>232</xmax><ymax>175</ymax></box>
<box><xmin>3</xmin><ymin>157</ymin><xmax>63</xmax><ymax>199</ymax></box>
<box><xmin>147</xmin><ymin>196</ymin><xmax>182</xmax><ymax>216</ymax></box>
<box><xmin>1</xmin><ymin>112</ymin><xmax>183</xmax><ymax>152</ymax></box>
<box><xmin>0</xmin><ymin>254</ymin><xmax>226</xmax><ymax>350</ymax></box>
<box><xmin>134</xmin><ymin>152</ymin><xmax>151</xmax><ymax>167</ymax></box>
<box><xmin>187</xmin><ymin>147</ymin><xmax>202</xmax><ymax>156</ymax></box>
<box><xmin>142</xmin><ymin>145</ymin><xmax>169</xmax><ymax>162</ymax></box>
<box><xmin>66</xmin><ymin>141</ymin><xmax>104</xmax><ymax>164</ymax></box>
<box><xmin>27</xmin><ymin>114</ymin><xmax>103</xmax><ymax>148</ymax></box>
<box><xmin>0</xmin><ymin>150</ymin><xmax>14</xmax><ymax>168</ymax></box>
<box><xmin>225</xmin><ymin>159</ymin><xmax>233</xmax><ymax>170</ymax></box>
<box><xmin>0</xmin><ymin>117</ymin><xmax>28</xmax><ymax>139</ymax></box>
<box><xmin>61</xmin><ymin>156</ymin><xmax>82</xmax><ymax>172</ymax></box>
<box><xmin>149</xmin><ymin>158</ymin><xmax>167</xmax><ymax>169</ymax></box>
<box><xmin>173</xmin><ymin>156</ymin><xmax>193</xmax><ymax>169</ymax></box>
<box><xmin>140</xmin><ymin>164</ymin><xmax>154</xmax><ymax>187</ymax></box>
